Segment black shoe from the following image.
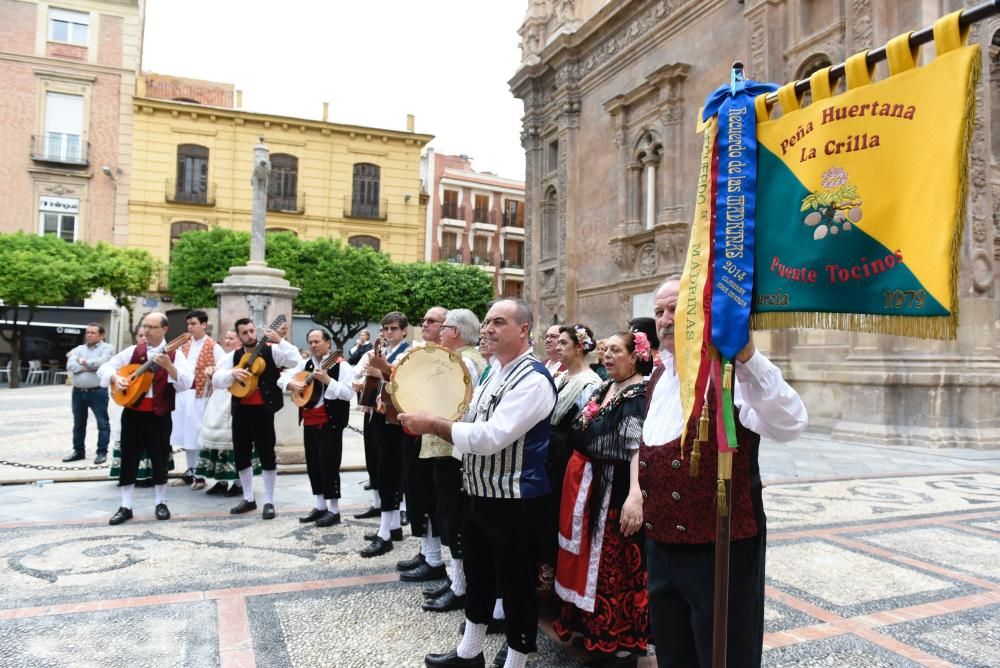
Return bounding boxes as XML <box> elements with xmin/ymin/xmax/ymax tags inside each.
<box><xmin>299</xmin><ymin>508</ymin><xmax>326</xmax><ymax>523</ymax></box>
<box><xmin>423</xmin><ymin>580</ymin><xmax>453</xmax><ymax>599</ymax></box>
<box><xmin>364</xmin><ymin>528</ymin><xmax>403</xmax><ymax>542</ymax></box>
<box><xmin>458</xmin><ymin>619</ymin><xmax>506</xmax><ymax>635</ymax></box>
<box><xmin>109</xmin><ymin>506</ymin><xmax>132</xmax><ymax>525</ymax></box>
<box><xmin>93</xmin><ymin>454</ymin><xmax>107</xmax><ymax>465</ymax></box>
<box><xmin>354</xmin><ymin>505</ymin><xmax>380</xmax><ymax>519</ymax></box>
<box><xmin>262</xmin><ymin>503</ymin><xmax>275</xmax><ymax>520</ymax></box>
<box><xmin>492</xmin><ymin>643</ymin><xmax>507</xmax><ymax>668</ymax></box>
<box><xmin>424</xmin><ymin>649</ymin><xmax>485</xmax><ymax>667</ymax></box>
<box><xmin>363</xmin><ymin>482</ymin><xmax>373</xmax><ymax>490</ymax></box>
<box><xmin>315</xmin><ymin>511</ymin><xmax>341</xmax><ymax>527</ymax></box>
<box><xmin>230</xmin><ymin>499</ymin><xmax>257</xmax><ymax>514</ymax></box>
<box><xmin>62</xmin><ymin>451</ymin><xmax>85</xmax><ymax>463</ymax></box>
<box><xmin>225</xmin><ymin>484</ymin><xmax>244</xmax><ymax>497</ymax></box>
<box><xmin>155</xmin><ymin>503</ymin><xmax>170</xmax><ymax>520</ymax></box>
<box><xmin>396</xmin><ymin>552</ymin><xmax>426</xmax><ymax>572</ymax></box>
<box><xmin>400</xmin><ymin>510</ymin><xmax>409</xmax><ymax>526</ymax></box>
<box><xmin>360</xmin><ymin>537</ymin><xmax>393</xmax><ymax>558</ymax></box>
<box><xmin>423</xmin><ymin>590</ymin><xmax>466</xmax><ymax>613</ymax></box>
<box><xmin>206</xmin><ymin>481</ymin><xmax>228</xmax><ymax>496</ymax></box>
<box><xmin>182</xmin><ymin>469</ymin><xmax>195</xmax><ymax>484</ymax></box>
<box><xmin>401</xmin><ymin>562</ymin><xmax>448</xmax><ymax>582</ymax></box>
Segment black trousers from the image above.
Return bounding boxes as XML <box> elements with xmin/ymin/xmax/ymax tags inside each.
<box><xmin>463</xmin><ymin>495</ymin><xmax>547</xmax><ymax>654</ymax></box>
<box><xmin>363</xmin><ymin>410</ymin><xmax>378</xmax><ymax>489</ymax></box>
<box><xmin>371</xmin><ymin>412</ymin><xmax>403</xmax><ymax>511</ymax></box>
<box><xmin>119</xmin><ymin>410</ymin><xmax>171</xmax><ymax>486</ymax></box>
<box><xmin>433</xmin><ymin>457</ymin><xmax>466</xmax><ymax>557</ymax></box>
<box><xmin>233</xmin><ymin>403</ymin><xmax>277</xmax><ymax>471</ymax></box>
<box><xmin>646</xmin><ymin>524</ymin><xmax>767</xmax><ymax>668</ymax></box>
<box><xmin>303</xmin><ymin>421</ymin><xmax>343</xmax><ymax>499</ymax></box>
<box><xmin>404</xmin><ymin>439</ymin><xmax>438</xmax><ymax>537</ymax></box>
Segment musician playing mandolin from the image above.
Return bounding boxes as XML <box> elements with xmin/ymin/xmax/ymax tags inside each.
<box><xmin>99</xmin><ymin>312</ymin><xmax>193</xmax><ymax>526</ymax></box>
<box><xmin>212</xmin><ymin>317</ymin><xmax>301</xmax><ymax>520</ymax></box>
<box><xmin>278</xmin><ymin>328</ymin><xmax>353</xmax><ymax>527</ymax></box>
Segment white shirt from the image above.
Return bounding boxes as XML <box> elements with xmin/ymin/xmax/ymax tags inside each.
<box><xmin>212</xmin><ymin>338</ymin><xmax>301</xmax><ymax>389</ymax></box>
<box><xmin>278</xmin><ymin>356</ymin><xmax>355</xmax><ymax>402</ymax></box>
<box><xmin>98</xmin><ymin>342</ymin><xmax>193</xmax><ymax>396</ymax></box>
<box><xmin>451</xmin><ymin>349</ymin><xmax>557</xmax><ymax>457</ymax></box>
<box><xmin>642</xmin><ymin>349</ymin><xmax>808</xmax><ymax>446</ymax></box>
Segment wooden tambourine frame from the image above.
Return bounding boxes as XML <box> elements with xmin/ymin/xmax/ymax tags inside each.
<box><xmin>388</xmin><ymin>343</ymin><xmax>473</xmax><ymax>421</ymax></box>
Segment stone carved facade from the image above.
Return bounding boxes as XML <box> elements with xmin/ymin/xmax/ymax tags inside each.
<box><xmin>511</xmin><ymin>0</ymin><xmax>1000</xmax><ymax>448</ymax></box>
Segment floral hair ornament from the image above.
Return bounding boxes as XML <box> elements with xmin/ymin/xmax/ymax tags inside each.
<box><xmin>633</xmin><ymin>331</ymin><xmax>652</xmax><ymax>361</ymax></box>
<box><xmin>573</xmin><ymin>325</ymin><xmax>595</xmax><ymax>353</ymax></box>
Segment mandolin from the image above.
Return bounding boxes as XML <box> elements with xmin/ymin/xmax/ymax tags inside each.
<box><xmin>111</xmin><ymin>333</ymin><xmax>192</xmax><ymax>408</ymax></box>
<box><xmin>358</xmin><ymin>336</ymin><xmax>385</xmax><ymax>408</ymax></box>
<box><xmin>229</xmin><ymin>314</ymin><xmax>288</xmax><ymax>399</ymax></box>
<box><xmin>290</xmin><ymin>350</ymin><xmax>343</xmax><ymax>407</ymax></box>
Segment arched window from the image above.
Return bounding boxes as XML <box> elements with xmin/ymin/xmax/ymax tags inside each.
<box><xmin>541</xmin><ymin>186</ymin><xmax>558</xmax><ymax>259</ymax></box>
<box><xmin>175</xmin><ymin>144</ymin><xmax>209</xmax><ymax>204</ymax></box>
<box><xmin>268</xmin><ymin>154</ymin><xmax>299</xmax><ymax>212</ymax></box>
<box><xmin>169</xmin><ymin>221</ymin><xmax>207</xmax><ymax>259</ymax></box>
<box><xmin>349</xmin><ymin>235</ymin><xmax>381</xmax><ymax>251</ymax></box>
<box><xmin>350</xmin><ymin>163</ymin><xmax>382</xmax><ymax>219</ymax></box>
<box><xmin>635</xmin><ymin>131</ymin><xmax>662</xmax><ymax>231</ymax></box>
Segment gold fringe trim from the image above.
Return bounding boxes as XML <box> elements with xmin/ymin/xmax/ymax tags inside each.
<box><xmin>717</xmin><ymin>479</ymin><xmax>728</xmax><ymax>517</ymax></box>
<box><xmin>750</xmin><ymin>312</ymin><xmax>956</xmax><ymax>340</ymax></box>
<box><xmin>689</xmin><ymin>440</ymin><xmax>701</xmax><ymax>478</ymax></box>
<box><xmin>951</xmin><ymin>45</ymin><xmax>981</xmax><ymax>334</ymax></box>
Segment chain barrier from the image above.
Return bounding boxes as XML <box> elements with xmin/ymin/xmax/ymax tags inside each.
<box><xmin>0</xmin><ymin>448</ymin><xmax>189</xmax><ymax>472</ymax></box>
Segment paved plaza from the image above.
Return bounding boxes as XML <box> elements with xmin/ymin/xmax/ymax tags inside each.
<box><xmin>0</xmin><ymin>386</ymin><xmax>998</xmax><ymax>666</ymax></box>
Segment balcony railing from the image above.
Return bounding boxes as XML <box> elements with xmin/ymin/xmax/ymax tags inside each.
<box><xmin>31</xmin><ymin>133</ymin><xmax>88</xmax><ymax>166</ymax></box>
<box><xmin>267</xmin><ymin>192</ymin><xmax>305</xmax><ymax>214</ymax></box>
<box><xmin>443</xmin><ymin>252</ymin><xmax>464</xmax><ymax>263</ymax></box>
<box><xmin>500</xmin><ymin>258</ymin><xmax>524</xmax><ymax>269</ymax></box>
<box><xmin>166</xmin><ymin>178</ymin><xmax>216</xmax><ymax>206</ymax></box>
<box><xmin>502</xmin><ymin>211</ymin><xmax>525</xmax><ymax>228</ymax></box>
<box><xmin>473</xmin><ymin>208</ymin><xmax>497</xmax><ymax>225</ymax></box>
<box><xmin>344</xmin><ymin>196</ymin><xmax>388</xmax><ymax>220</ymax></box>
<box><xmin>441</xmin><ymin>203</ymin><xmax>465</xmax><ymax>220</ymax></box>
<box><xmin>472</xmin><ymin>255</ymin><xmax>494</xmax><ymax>266</ymax></box>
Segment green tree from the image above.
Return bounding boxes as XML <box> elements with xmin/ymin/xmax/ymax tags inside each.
<box><xmin>167</xmin><ymin>227</ymin><xmax>250</xmax><ymax>308</ymax></box>
<box><xmin>90</xmin><ymin>243</ymin><xmax>160</xmax><ymax>341</ymax></box>
<box><xmin>0</xmin><ymin>233</ymin><xmax>96</xmax><ymax>388</ymax></box>
<box><xmin>401</xmin><ymin>261</ymin><xmax>495</xmax><ymax>323</ymax></box>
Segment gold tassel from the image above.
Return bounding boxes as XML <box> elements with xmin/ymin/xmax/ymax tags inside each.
<box><xmin>697</xmin><ymin>402</ymin><xmax>709</xmax><ymax>441</ymax></box>
<box><xmin>689</xmin><ymin>439</ymin><xmax>701</xmax><ymax>478</ymax></box>
<box><xmin>717</xmin><ymin>479</ymin><xmax>728</xmax><ymax>516</ymax></box>
<box><xmin>722</xmin><ymin>362</ymin><xmax>733</xmax><ymax>390</ymax></box>
<box><xmin>690</xmin><ymin>401</ymin><xmax>708</xmax><ymax>477</ymax></box>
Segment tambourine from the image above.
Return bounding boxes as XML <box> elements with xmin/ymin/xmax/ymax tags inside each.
<box><xmin>389</xmin><ymin>343</ymin><xmax>473</xmax><ymax>421</ymax></box>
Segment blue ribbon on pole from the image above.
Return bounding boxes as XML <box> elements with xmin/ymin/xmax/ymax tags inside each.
<box><xmin>701</xmin><ymin>71</ymin><xmax>777</xmax><ymax>360</ymax></box>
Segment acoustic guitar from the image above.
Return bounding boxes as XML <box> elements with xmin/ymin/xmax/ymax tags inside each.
<box><xmin>111</xmin><ymin>333</ymin><xmax>192</xmax><ymax>408</ymax></box>
<box><xmin>358</xmin><ymin>336</ymin><xmax>385</xmax><ymax>408</ymax></box>
<box><xmin>229</xmin><ymin>314</ymin><xmax>288</xmax><ymax>399</ymax></box>
<box><xmin>290</xmin><ymin>350</ymin><xmax>343</xmax><ymax>407</ymax></box>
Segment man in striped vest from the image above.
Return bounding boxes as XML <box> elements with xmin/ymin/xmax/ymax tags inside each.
<box><xmin>400</xmin><ymin>298</ymin><xmax>556</xmax><ymax>668</ymax></box>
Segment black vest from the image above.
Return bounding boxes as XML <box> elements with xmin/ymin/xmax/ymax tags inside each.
<box><xmin>231</xmin><ymin>344</ymin><xmax>283</xmax><ymax>413</ymax></box>
<box><xmin>300</xmin><ymin>358</ymin><xmax>350</xmax><ymax>429</ymax></box>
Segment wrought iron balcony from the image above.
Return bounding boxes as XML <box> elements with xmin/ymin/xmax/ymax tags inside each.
<box><xmin>441</xmin><ymin>203</ymin><xmax>465</xmax><ymax>221</ymax></box>
<box><xmin>502</xmin><ymin>211</ymin><xmax>524</xmax><ymax>228</ymax></box>
<box><xmin>166</xmin><ymin>178</ymin><xmax>216</xmax><ymax>206</ymax></box>
<box><xmin>344</xmin><ymin>196</ymin><xmax>388</xmax><ymax>220</ymax></box>
<box><xmin>30</xmin><ymin>133</ymin><xmax>88</xmax><ymax>166</ymax></box>
<box><xmin>267</xmin><ymin>192</ymin><xmax>305</xmax><ymax>214</ymax></box>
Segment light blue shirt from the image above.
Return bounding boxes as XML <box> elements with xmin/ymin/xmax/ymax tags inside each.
<box><xmin>66</xmin><ymin>341</ymin><xmax>114</xmax><ymax>388</ymax></box>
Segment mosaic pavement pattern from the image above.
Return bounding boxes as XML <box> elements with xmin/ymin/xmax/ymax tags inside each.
<box><xmin>0</xmin><ymin>472</ymin><xmax>996</xmax><ymax>666</ymax></box>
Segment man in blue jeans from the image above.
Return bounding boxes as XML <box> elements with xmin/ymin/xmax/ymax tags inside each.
<box><xmin>62</xmin><ymin>323</ymin><xmax>114</xmax><ymax>464</ymax></box>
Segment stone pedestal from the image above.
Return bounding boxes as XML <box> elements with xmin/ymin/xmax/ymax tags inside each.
<box><xmin>214</xmin><ymin>261</ymin><xmax>302</xmax><ymax>461</ymax></box>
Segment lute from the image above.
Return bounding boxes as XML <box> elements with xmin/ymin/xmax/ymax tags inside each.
<box><xmin>358</xmin><ymin>336</ymin><xmax>385</xmax><ymax>407</ymax></box>
<box><xmin>290</xmin><ymin>350</ymin><xmax>343</xmax><ymax>408</ymax></box>
<box><xmin>111</xmin><ymin>333</ymin><xmax>192</xmax><ymax>408</ymax></box>
<box><xmin>229</xmin><ymin>314</ymin><xmax>288</xmax><ymax>399</ymax></box>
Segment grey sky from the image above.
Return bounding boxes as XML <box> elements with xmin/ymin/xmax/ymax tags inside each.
<box><xmin>141</xmin><ymin>0</ymin><xmax>528</xmax><ymax>180</ymax></box>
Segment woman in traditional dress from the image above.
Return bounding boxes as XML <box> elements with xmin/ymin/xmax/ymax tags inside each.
<box><xmin>196</xmin><ymin>329</ymin><xmax>261</xmax><ymax>496</ymax></box>
<box><xmin>554</xmin><ymin>331</ymin><xmax>652</xmax><ymax>667</ymax></box>
<box><xmin>540</xmin><ymin>324</ymin><xmax>603</xmax><ymax>591</ymax></box>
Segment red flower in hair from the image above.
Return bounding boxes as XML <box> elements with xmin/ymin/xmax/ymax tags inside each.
<box><xmin>633</xmin><ymin>332</ymin><xmax>651</xmax><ymax>361</ymax></box>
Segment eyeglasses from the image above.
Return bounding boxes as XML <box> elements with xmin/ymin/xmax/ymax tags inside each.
<box><xmin>421</xmin><ymin>318</ymin><xmax>443</xmax><ymax>325</ymax></box>
<box><xmin>440</xmin><ymin>324</ymin><xmax>458</xmax><ymax>332</ymax></box>
<box><xmin>142</xmin><ymin>324</ymin><xmax>164</xmax><ymax>329</ymax></box>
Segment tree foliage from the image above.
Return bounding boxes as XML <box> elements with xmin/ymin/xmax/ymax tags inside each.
<box><xmin>167</xmin><ymin>227</ymin><xmax>251</xmax><ymax>308</ymax></box>
<box><xmin>90</xmin><ymin>243</ymin><xmax>161</xmax><ymax>339</ymax></box>
<box><xmin>401</xmin><ymin>262</ymin><xmax>494</xmax><ymax>322</ymax></box>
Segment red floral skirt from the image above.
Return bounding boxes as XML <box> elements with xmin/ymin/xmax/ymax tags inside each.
<box><xmin>553</xmin><ymin>507</ymin><xmax>650</xmax><ymax>655</ymax></box>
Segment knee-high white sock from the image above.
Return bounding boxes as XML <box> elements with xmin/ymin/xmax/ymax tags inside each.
<box><xmin>504</xmin><ymin>647</ymin><xmax>528</xmax><ymax>668</ymax></box>
<box><xmin>372</xmin><ymin>489</ymin><xmax>381</xmax><ymax>508</ymax></box>
<box><xmin>120</xmin><ymin>484</ymin><xmax>135</xmax><ymax>509</ymax></box>
<box><xmin>493</xmin><ymin>598</ymin><xmax>505</xmax><ymax>620</ymax></box>
<box><xmin>421</xmin><ymin>535</ymin><xmax>443</xmax><ymax>567</ymax></box>
<box><xmin>377</xmin><ymin>511</ymin><xmax>392</xmax><ymax>541</ymax></box>
<box><xmin>154</xmin><ymin>484</ymin><xmax>166</xmax><ymax>505</ymax></box>
<box><xmin>262</xmin><ymin>469</ymin><xmax>277</xmax><ymax>505</ymax></box>
<box><xmin>457</xmin><ymin>620</ymin><xmax>486</xmax><ymax>659</ymax></box>
<box><xmin>185</xmin><ymin>450</ymin><xmax>199</xmax><ymax>471</ymax></box>
<box><xmin>326</xmin><ymin>498</ymin><xmax>340</xmax><ymax>514</ymax></box>
<box><xmin>314</xmin><ymin>494</ymin><xmax>326</xmax><ymax>511</ymax></box>
<box><xmin>400</xmin><ymin>497</ymin><xmax>407</xmax><ymax>511</ymax></box>
<box><xmin>390</xmin><ymin>510</ymin><xmax>401</xmax><ymax>530</ymax></box>
<box><xmin>450</xmin><ymin>557</ymin><xmax>467</xmax><ymax>596</ymax></box>
<box><xmin>238</xmin><ymin>467</ymin><xmax>254</xmax><ymax>501</ymax></box>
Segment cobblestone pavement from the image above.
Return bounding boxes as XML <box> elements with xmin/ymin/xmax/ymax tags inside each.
<box><xmin>1</xmin><ymin>386</ymin><xmax>998</xmax><ymax>666</ymax></box>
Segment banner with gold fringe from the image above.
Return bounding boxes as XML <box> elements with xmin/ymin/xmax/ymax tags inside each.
<box><xmin>751</xmin><ymin>12</ymin><xmax>980</xmax><ymax>340</ymax></box>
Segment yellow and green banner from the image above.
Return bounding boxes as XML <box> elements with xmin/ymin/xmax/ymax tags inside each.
<box><xmin>751</xmin><ymin>12</ymin><xmax>980</xmax><ymax>339</ymax></box>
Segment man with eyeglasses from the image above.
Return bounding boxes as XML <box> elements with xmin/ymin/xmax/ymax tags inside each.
<box><xmin>355</xmin><ymin>311</ymin><xmax>412</xmax><ymax>557</ymax></box>
<box><xmin>99</xmin><ymin>313</ymin><xmax>193</xmax><ymax>525</ymax></box>
<box><xmin>542</xmin><ymin>325</ymin><xmax>565</xmax><ymax>376</ymax></box>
